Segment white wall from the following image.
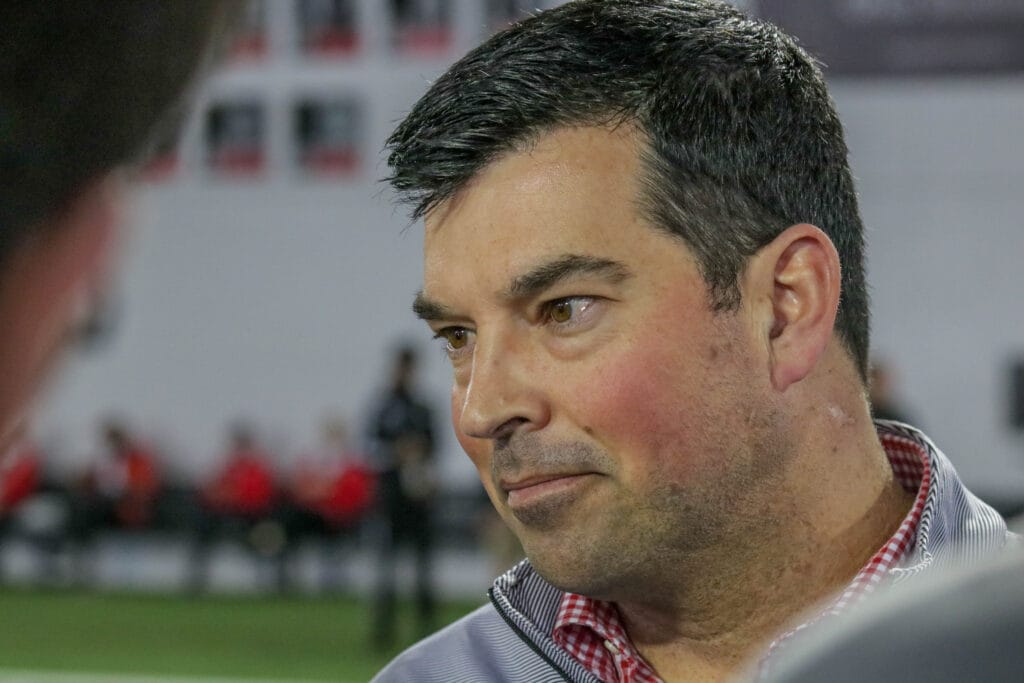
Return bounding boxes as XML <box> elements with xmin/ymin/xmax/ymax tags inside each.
<box><xmin>32</xmin><ymin>9</ymin><xmax>1024</xmax><ymax>498</ymax></box>
<box><xmin>833</xmin><ymin>78</ymin><xmax>1024</xmax><ymax>498</ymax></box>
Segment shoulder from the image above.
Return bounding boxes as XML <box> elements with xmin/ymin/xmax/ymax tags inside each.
<box><xmin>371</xmin><ymin>604</ymin><xmax>505</xmax><ymax>683</ymax></box>
<box><xmin>371</xmin><ymin>601</ymin><xmax>566</xmax><ymax>683</ymax></box>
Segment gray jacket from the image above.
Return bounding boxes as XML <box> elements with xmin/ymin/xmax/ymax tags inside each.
<box><xmin>372</xmin><ymin>561</ymin><xmax>602</xmax><ymax>683</ymax></box>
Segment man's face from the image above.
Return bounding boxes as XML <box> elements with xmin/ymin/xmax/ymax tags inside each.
<box><xmin>419</xmin><ymin>126</ymin><xmax>787</xmax><ymax>601</ymax></box>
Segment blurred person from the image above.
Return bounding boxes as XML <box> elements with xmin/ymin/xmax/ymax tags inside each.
<box><xmin>0</xmin><ymin>436</ymin><xmax>72</xmax><ymax>584</ymax></box>
<box><xmin>368</xmin><ymin>346</ymin><xmax>438</xmax><ymax>649</ymax></box>
<box><xmin>375</xmin><ymin>2</ymin><xmax>1017</xmax><ymax>681</ymax></box>
<box><xmin>201</xmin><ymin>424</ymin><xmax>276</xmax><ymax>519</ymax></box>
<box><xmin>292</xmin><ymin>416</ymin><xmax>375</xmax><ymax>530</ymax></box>
<box><xmin>284</xmin><ymin>416</ymin><xmax>375</xmax><ymax>591</ymax></box>
<box><xmin>66</xmin><ymin>419</ymin><xmax>162</xmax><ymax>584</ymax></box>
<box><xmin>0</xmin><ymin>434</ymin><xmax>42</xmax><ymax>580</ymax></box>
<box><xmin>0</xmin><ymin>435</ymin><xmax>41</xmax><ymax>518</ymax></box>
<box><xmin>0</xmin><ymin>435</ymin><xmax>72</xmax><ymax>585</ymax></box>
<box><xmin>90</xmin><ymin>420</ymin><xmax>162</xmax><ymax>530</ymax></box>
<box><xmin>190</xmin><ymin>423</ymin><xmax>283</xmax><ymax>591</ymax></box>
<box><xmin>0</xmin><ymin>2</ymin><xmax>241</xmax><ymax>460</ymax></box>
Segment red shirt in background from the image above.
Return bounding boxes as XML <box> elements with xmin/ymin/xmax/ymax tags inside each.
<box><xmin>0</xmin><ymin>443</ymin><xmax>40</xmax><ymax>513</ymax></box>
<box><xmin>205</xmin><ymin>448</ymin><xmax>276</xmax><ymax>516</ymax></box>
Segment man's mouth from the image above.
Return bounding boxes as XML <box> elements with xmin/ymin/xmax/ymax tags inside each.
<box><xmin>500</xmin><ymin>472</ymin><xmax>598</xmax><ymax>513</ymax></box>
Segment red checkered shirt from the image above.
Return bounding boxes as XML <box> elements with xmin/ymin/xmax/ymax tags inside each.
<box><xmin>552</xmin><ymin>430</ymin><xmax>932</xmax><ymax>683</ymax></box>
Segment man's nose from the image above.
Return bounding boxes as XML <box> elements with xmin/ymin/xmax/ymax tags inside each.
<box><xmin>457</xmin><ymin>332</ymin><xmax>549</xmax><ymax>442</ymax></box>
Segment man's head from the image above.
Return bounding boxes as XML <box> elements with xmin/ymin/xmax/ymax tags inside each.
<box><xmin>0</xmin><ymin>1</ymin><xmax>241</xmax><ymax>451</ymax></box>
<box><xmin>390</xmin><ymin>1</ymin><xmax>869</xmax><ymax>601</ymax></box>
<box><xmin>388</xmin><ymin>0</ymin><xmax>868</xmax><ymax>377</ymax></box>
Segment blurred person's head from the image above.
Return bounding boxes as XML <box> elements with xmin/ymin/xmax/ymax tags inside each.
<box><xmin>101</xmin><ymin>419</ymin><xmax>131</xmax><ymax>455</ymax></box>
<box><xmin>0</xmin><ymin>1</ymin><xmax>241</xmax><ymax>454</ymax></box>
<box><xmin>394</xmin><ymin>0</ymin><xmax>902</xmax><ymax>615</ymax></box>
<box><xmin>321</xmin><ymin>415</ymin><xmax>349</xmax><ymax>448</ymax></box>
<box><xmin>391</xmin><ymin>345</ymin><xmax>419</xmax><ymax>392</ymax></box>
<box><xmin>229</xmin><ymin>422</ymin><xmax>257</xmax><ymax>453</ymax></box>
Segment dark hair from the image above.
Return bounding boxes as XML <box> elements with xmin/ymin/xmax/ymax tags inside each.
<box><xmin>386</xmin><ymin>0</ymin><xmax>870</xmax><ymax>380</ymax></box>
<box><xmin>0</xmin><ymin>1</ymin><xmax>242</xmax><ymax>265</ymax></box>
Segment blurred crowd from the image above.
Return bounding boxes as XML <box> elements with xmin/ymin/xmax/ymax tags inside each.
<box><xmin>0</xmin><ymin>414</ymin><xmax>375</xmax><ymax>592</ymax></box>
<box><xmin>0</xmin><ymin>346</ymin><xmax>514</xmax><ymax>630</ymax></box>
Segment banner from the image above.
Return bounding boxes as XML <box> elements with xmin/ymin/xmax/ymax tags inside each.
<box><xmin>754</xmin><ymin>0</ymin><xmax>1024</xmax><ymax>76</ymax></box>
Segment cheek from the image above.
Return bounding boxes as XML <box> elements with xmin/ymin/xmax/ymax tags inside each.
<box><xmin>569</xmin><ymin>339</ymin><xmax>716</xmax><ymax>481</ymax></box>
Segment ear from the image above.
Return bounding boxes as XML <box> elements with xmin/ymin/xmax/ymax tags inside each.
<box><xmin>745</xmin><ymin>223</ymin><xmax>841</xmax><ymax>392</ymax></box>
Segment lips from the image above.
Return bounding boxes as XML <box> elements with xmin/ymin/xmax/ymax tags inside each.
<box><xmin>500</xmin><ymin>472</ymin><xmax>598</xmax><ymax>519</ymax></box>
<box><xmin>500</xmin><ymin>472</ymin><xmax>585</xmax><ymax>493</ymax></box>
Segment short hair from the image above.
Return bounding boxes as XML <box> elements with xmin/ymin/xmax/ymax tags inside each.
<box><xmin>0</xmin><ymin>1</ymin><xmax>242</xmax><ymax>267</ymax></box>
<box><xmin>386</xmin><ymin>0</ymin><xmax>870</xmax><ymax>380</ymax></box>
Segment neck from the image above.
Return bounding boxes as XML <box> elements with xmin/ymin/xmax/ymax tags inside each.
<box><xmin>614</xmin><ymin>398</ymin><xmax>915</xmax><ymax>682</ymax></box>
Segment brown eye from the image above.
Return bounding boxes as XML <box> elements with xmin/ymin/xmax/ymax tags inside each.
<box><xmin>549</xmin><ymin>300</ymin><xmax>573</xmax><ymax>323</ymax></box>
<box><xmin>447</xmin><ymin>328</ymin><xmax>469</xmax><ymax>349</ymax></box>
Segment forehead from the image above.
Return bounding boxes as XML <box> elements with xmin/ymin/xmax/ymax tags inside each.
<box><xmin>422</xmin><ymin>126</ymin><xmax>662</xmax><ymax>287</ymax></box>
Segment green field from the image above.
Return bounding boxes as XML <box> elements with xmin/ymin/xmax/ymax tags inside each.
<box><xmin>0</xmin><ymin>589</ymin><xmax>483</xmax><ymax>682</ymax></box>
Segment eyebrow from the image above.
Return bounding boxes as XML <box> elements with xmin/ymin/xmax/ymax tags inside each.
<box><xmin>413</xmin><ymin>254</ymin><xmax>632</xmax><ymax>322</ymax></box>
<box><xmin>504</xmin><ymin>254</ymin><xmax>632</xmax><ymax>300</ymax></box>
<box><xmin>412</xmin><ymin>294</ymin><xmax>456</xmax><ymax>322</ymax></box>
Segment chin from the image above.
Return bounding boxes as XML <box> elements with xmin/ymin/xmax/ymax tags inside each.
<box><xmin>525</xmin><ymin>545</ymin><xmax>615</xmax><ymax>598</ymax></box>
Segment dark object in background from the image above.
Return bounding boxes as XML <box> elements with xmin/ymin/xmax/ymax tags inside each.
<box><xmin>1009</xmin><ymin>358</ymin><xmax>1024</xmax><ymax>430</ymax></box>
<box><xmin>369</xmin><ymin>345</ymin><xmax>438</xmax><ymax>649</ymax></box>
<box><xmin>206</xmin><ymin>100</ymin><xmax>265</xmax><ymax>177</ymax></box>
<box><xmin>295</xmin><ymin>97</ymin><xmax>362</xmax><ymax>176</ymax></box>
<box><xmin>757</xmin><ymin>0</ymin><xmax>1024</xmax><ymax>77</ymax></box>
<box><xmin>298</xmin><ymin>0</ymin><xmax>359</xmax><ymax>56</ymax></box>
<box><xmin>230</xmin><ymin>0</ymin><xmax>268</xmax><ymax>60</ymax></box>
<box><xmin>390</xmin><ymin>0</ymin><xmax>452</xmax><ymax>55</ymax></box>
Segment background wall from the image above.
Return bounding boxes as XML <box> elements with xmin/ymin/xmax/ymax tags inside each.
<box><xmin>33</xmin><ymin>2</ymin><xmax>1024</xmax><ymax>501</ymax></box>
<box><xmin>836</xmin><ymin>79</ymin><xmax>1024</xmax><ymax>500</ymax></box>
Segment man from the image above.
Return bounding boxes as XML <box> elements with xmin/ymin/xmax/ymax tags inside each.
<box><xmin>374</xmin><ymin>1</ymin><xmax>1015</xmax><ymax>681</ymax></box>
<box><xmin>369</xmin><ymin>346</ymin><xmax>438</xmax><ymax>648</ymax></box>
<box><xmin>0</xmin><ymin>2</ymin><xmax>240</xmax><ymax>459</ymax></box>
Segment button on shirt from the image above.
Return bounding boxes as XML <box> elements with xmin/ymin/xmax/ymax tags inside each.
<box><xmin>552</xmin><ymin>425</ymin><xmax>933</xmax><ymax>683</ymax></box>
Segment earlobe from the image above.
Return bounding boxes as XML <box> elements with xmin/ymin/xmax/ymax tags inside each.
<box><xmin>762</xmin><ymin>224</ymin><xmax>841</xmax><ymax>392</ymax></box>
